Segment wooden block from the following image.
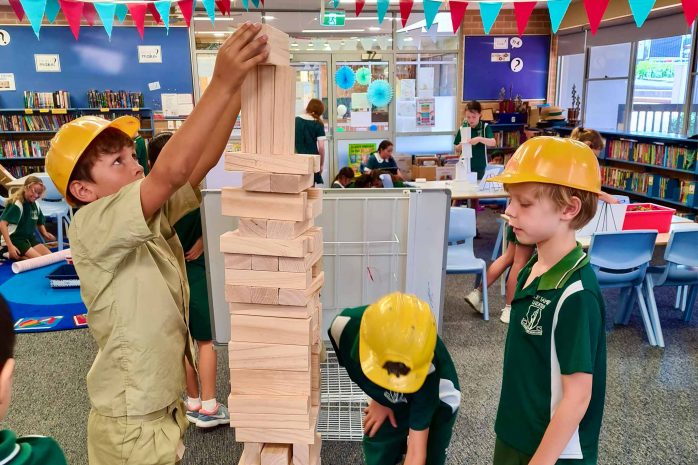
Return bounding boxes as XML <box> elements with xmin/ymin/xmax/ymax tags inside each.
<box><xmin>239</xmin><ymin>218</ymin><xmax>268</xmax><ymax>238</ymax></box>
<box><xmin>257</xmin><ymin>65</ymin><xmax>276</xmax><ymax>155</ymax></box>
<box><xmin>222</xmin><ymin>188</ymin><xmax>308</xmax><ymax>222</ymax></box>
<box><xmin>306</xmin><ymin>188</ymin><xmax>322</xmax><ymax>200</ymax></box>
<box><xmin>229</xmin><ymin>394</ymin><xmax>310</xmax><ymax>415</ymax></box>
<box><xmin>293</xmin><ymin>433</ymin><xmax>321</xmax><ymax>465</ymax></box>
<box><xmin>225</xmin><ymin>253</ymin><xmax>252</xmax><ymax>270</ymax></box>
<box><xmin>270</xmin><ymin>174</ymin><xmax>313</xmax><ymax>194</ymax></box>
<box><xmin>238</xmin><ymin>442</ymin><xmax>263</xmax><ymax>465</ymax></box>
<box><xmin>236</xmin><ymin>408</ymin><xmax>319</xmax><ymax>445</ymax></box>
<box><xmin>230</xmin><ymin>368</ymin><xmax>311</xmax><ymax>396</ymax></box>
<box><xmin>311</xmin><ymin>388</ymin><xmax>320</xmax><ymax>407</ymax></box>
<box><xmin>229</xmin><ymin>301</ymin><xmax>315</xmax><ymax>319</ymax></box>
<box><xmin>311</xmin><ymin>258</ymin><xmax>323</xmax><ymax>278</ymax></box>
<box><xmin>229</xmin><ymin>341</ymin><xmax>310</xmax><ymax>371</ymax></box>
<box><xmin>221</xmin><ymin>230</ymin><xmax>309</xmax><ymax>258</ymax></box>
<box><xmin>267</xmin><ymin>219</ymin><xmax>314</xmax><ymax>240</ymax></box>
<box><xmin>278</xmin><ymin>230</ymin><xmax>322</xmax><ymax>272</ymax></box>
<box><xmin>251</xmin><ymin>255</ymin><xmax>279</xmax><ymax>271</ymax></box>
<box><xmin>242</xmin><ymin>172</ymin><xmax>272</xmax><ymax>192</ymax></box>
<box><xmin>306</xmin><ymin>197</ymin><xmax>322</xmax><ymax>220</ymax></box>
<box><xmin>261</xmin><ymin>444</ymin><xmax>292</xmax><ymax>465</ymax></box>
<box><xmin>279</xmin><ymin>273</ymin><xmax>324</xmax><ymax>306</ymax></box>
<box><xmin>226</xmin><ymin>268</ymin><xmax>311</xmax><ymax>290</ymax></box>
<box><xmin>226</xmin><ymin>284</ymin><xmax>252</xmax><ymax>303</ymax></box>
<box><xmin>230</xmin><ymin>313</ymin><xmax>313</xmax><ymax>345</ymax></box>
<box><xmin>272</xmin><ymin>66</ymin><xmax>296</xmax><ymax>156</ymax></box>
<box><xmin>256</xmin><ymin>24</ymin><xmax>290</xmax><ymax>66</ymax></box>
<box><xmin>240</xmin><ymin>69</ymin><xmax>258</xmax><ymax>154</ymax></box>
<box><xmin>225</xmin><ymin>152</ymin><xmax>317</xmax><ymax>176</ymax></box>
<box><xmin>231</xmin><ymin>410</ymin><xmax>313</xmax><ymax>429</ymax></box>
<box><xmin>250</xmin><ymin>286</ymin><xmax>279</xmax><ymax>305</ymax></box>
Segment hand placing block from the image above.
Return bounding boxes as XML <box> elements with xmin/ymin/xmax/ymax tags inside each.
<box><xmin>256</xmin><ymin>24</ymin><xmax>290</xmax><ymax>66</ymax></box>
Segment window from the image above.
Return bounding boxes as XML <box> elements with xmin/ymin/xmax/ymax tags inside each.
<box><xmin>396</xmin><ymin>13</ymin><xmax>459</xmax><ymax>51</ymax></box>
<box><xmin>556</xmin><ymin>54</ymin><xmax>584</xmax><ymax>111</ymax></box>
<box><xmin>585</xmin><ymin>43</ymin><xmax>632</xmax><ymax>131</ymax></box>
<box><xmin>334</xmin><ymin>61</ymin><xmax>390</xmax><ymax>132</ymax></box>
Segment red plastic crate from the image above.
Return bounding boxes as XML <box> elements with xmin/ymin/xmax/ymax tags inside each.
<box><xmin>622</xmin><ymin>203</ymin><xmax>676</xmax><ymax>233</ymax></box>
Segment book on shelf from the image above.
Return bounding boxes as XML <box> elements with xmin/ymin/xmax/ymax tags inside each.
<box><xmin>0</xmin><ymin>139</ymin><xmax>50</xmax><ymax>159</ymax></box>
<box><xmin>23</xmin><ymin>91</ymin><xmax>70</xmax><ymax>109</ymax></box>
<box><xmin>4</xmin><ymin>165</ymin><xmax>43</xmax><ymax>178</ymax></box>
<box><xmin>601</xmin><ymin>166</ymin><xmax>696</xmax><ymax>208</ymax></box>
<box><xmin>87</xmin><ymin>90</ymin><xmax>144</xmax><ymax>109</ymax></box>
<box><xmin>492</xmin><ymin>130</ymin><xmax>520</xmax><ymax>149</ymax></box>
<box><xmin>0</xmin><ymin>113</ymin><xmax>73</xmax><ymax>132</ymax></box>
<box><xmin>606</xmin><ymin>139</ymin><xmax>697</xmax><ymax>172</ymax></box>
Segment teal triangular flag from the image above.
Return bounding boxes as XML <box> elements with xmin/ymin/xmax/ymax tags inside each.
<box><xmin>155</xmin><ymin>0</ymin><xmax>171</xmax><ymax>32</ymax></box>
<box><xmin>479</xmin><ymin>2</ymin><xmax>502</xmax><ymax>35</ymax></box>
<box><xmin>629</xmin><ymin>0</ymin><xmax>656</xmax><ymax>27</ymax></box>
<box><xmin>202</xmin><ymin>0</ymin><xmax>215</xmax><ymax>23</ymax></box>
<box><xmin>333</xmin><ymin>0</ymin><xmax>339</xmax><ymax>7</ymax></box>
<box><xmin>251</xmin><ymin>0</ymin><xmax>259</xmax><ymax>7</ymax></box>
<box><xmin>19</xmin><ymin>0</ymin><xmax>47</xmax><ymax>38</ymax></box>
<box><xmin>377</xmin><ymin>0</ymin><xmax>389</xmax><ymax>24</ymax></box>
<box><xmin>94</xmin><ymin>2</ymin><xmax>116</xmax><ymax>39</ymax></box>
<box><xmin>547</xmin><ymin>0</ymin><xmax>571</xmax><ymax>33</ymax></box>
<box><xmin>241</xmin><ymin>0</ymin><xmax>248</xmax><ymax>11</ymax></box>
<box><xmin>45</xmin><ymin>0</ymin><xmax>60</xmax><ymax>23</ymax></box>
<box><xmin>115</xmin><ymin>4</ymin><xmax>128</xmax><ymax>23</ymax></box>
<box><xmin>423</xmin><ymin>0</ymin><xmax>441</xmax><ymax>30</ymax></box>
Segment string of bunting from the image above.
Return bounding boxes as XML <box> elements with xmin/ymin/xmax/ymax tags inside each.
<box><xmin>7</xmin><ymin>0</ymin><xmax>698</xmax><ymax>40</ymax></box>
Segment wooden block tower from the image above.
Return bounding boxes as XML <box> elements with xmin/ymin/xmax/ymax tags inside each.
<box><xmin>221</xmin><ymin>25</ymin><xmax>323</xmax><ymax>465</ymax></box>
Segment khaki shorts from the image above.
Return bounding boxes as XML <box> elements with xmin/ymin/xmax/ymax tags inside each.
<box><xmin>87</xmin><ymin>400</ymin><xmax>188</xmax><ymax>465</ymax></box>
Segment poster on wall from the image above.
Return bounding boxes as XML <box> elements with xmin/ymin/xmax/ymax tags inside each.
<box><xmin>347</xmin><ymin>143</ymin><xmax>377</xmax><ymax>172</ymax></box>
<box><xmin>138</xmin><ymin>46</ymin><xmax>162</xmax><ymax>63</ymax></box>
<box><xmin>417</xmin><ymin>68</ymin><xmax>434</xmax><ymax>98</ymax></box>
<box><xmin>400</xmin><ymin>79</ymin><xmax>416</xmax><ymax>99</ymax></box>
<box><xmin>0</xmin><ymin>73</ymin><xmax>16</xmax><ymax>91</ymax></box>
<box><xmin>416</xmin><ymin>98</ymin><xmax>435</xmax><ymax>127</ymax></box>
<box><xmin>34</xmin><ymin>54</ymin><xmax>61</xmax><ymax>72</ymax></box>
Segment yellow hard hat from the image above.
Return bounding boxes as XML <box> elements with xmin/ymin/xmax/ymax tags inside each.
<box><xmin>46</xmin><ymin>115</ymin><xmax>140</xmax><ymax>201</ymax></box>
<box><xmin>489</xmin><ymin>136</ymin><xmax>602</xmax><ymax>194</ymax></box>
<box><xmin>359</xmin><ymin>292</ymin><xmax>437</xmax><ymax>394</ymax></box>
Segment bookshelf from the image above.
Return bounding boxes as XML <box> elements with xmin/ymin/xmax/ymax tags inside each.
<box><xmin>489</xmin><ymin>122</ymin><xmax>526</xmax><ymax>163</ymax></box>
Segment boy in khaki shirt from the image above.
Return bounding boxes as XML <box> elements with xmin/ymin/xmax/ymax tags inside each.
<box><xmin>44</xmin><ymin>24</ymin><xmax>269</xmax><ymax>465</ymax></box>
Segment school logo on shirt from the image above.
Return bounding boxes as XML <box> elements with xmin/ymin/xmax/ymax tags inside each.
<box><xmin>521</xmin><ymin>295</ymin><xmax>551</xmax><ymax>336</ymax></box>
<box><xmin>384</xmin><ymin>390</ymin><xmax>408</xmax><ymax>404</ymax></box>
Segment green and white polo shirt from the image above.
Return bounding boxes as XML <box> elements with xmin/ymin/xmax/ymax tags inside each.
<box><xmin>0</xmin><ymin>430</ymin><xmax>67</xmax><ymax>465</ymax></box>
<box><xmin>495</xmin><ymin>244</ymin><xmax>607</xmax><ymax>463</ymax></box>
<box><xmin>328</xmin><ymin>306</ymin><xmax>461</xmax><ymax>431</ymax></box>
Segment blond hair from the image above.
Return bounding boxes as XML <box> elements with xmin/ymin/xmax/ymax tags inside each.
<box><xmin>570</xmin><ymin>127</ymin><xmax>604</xmax><ymax>151</ymax></box>
<box><xmin>7</xmin><ymin>175</ymin><xmax>44</xmax><ymax>206</ymax></box>
<box><xmin>532</xmin><ymin>183</ymin><xmax>598</xmax><ymax>230</ymax></box>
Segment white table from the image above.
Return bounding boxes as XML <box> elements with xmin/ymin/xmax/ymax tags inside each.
<box><xmin>407</xmin><ymin>180</ymin><xmax>508</xmax><ymax>200</ymax></box>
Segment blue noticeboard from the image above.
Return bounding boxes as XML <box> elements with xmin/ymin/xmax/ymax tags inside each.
<box><xmin>0</xmin><ymin>26</ymin><xmax>192</xmax><ymax>109</ymax></box>
<box><xmin>463</xmin><ymin>35</ymin><xmax>550</xmax><ymax>101</ymax></box>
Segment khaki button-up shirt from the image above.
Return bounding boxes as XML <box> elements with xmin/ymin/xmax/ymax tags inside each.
<box><xmin>69</xmin><ymin>179</ymin><xmax>200</xmax><ymax>417</ymax></box>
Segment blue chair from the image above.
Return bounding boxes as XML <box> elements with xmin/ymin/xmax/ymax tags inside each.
<box><xmin>447</xmin><ymin>207</ymin><xmax>489</xmax><ymax>320</ymax></box>
<box><xmin>612</xmin><ymin>195</ymin><xmax>630</xmax><ymax>204</ymax></box>
<box><xmin>588</xmin><ymin>230</ymin><xmax>658</xmax><ymax>346</ymax></box>
<box><xmin>379</xmin><ymin>173</ymin><xmax>394</xmax><ymax>188</ymax></box>
<box><xmin>491</xmin><ymin>216</ymin><xmax>507</xmax><ymax>260</ymax></box>
<box><xmin>34</xmin><ymin>173</ymin><xmax>71</xmax><ymax>251</ymax></box>
<box><xmin>643</xmin><ymin>230</ymin><xmax>698</xmax><ymax>348</ymax></box>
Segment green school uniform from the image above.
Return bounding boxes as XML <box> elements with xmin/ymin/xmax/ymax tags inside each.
<box><xmin>0</xmin><ymin>200</ymin><xmax>45</xmax><ymax>255</ymax></box>
<box><xmin>295</xmin><ymin>115</ymin><xmax>326</xmax><ymax>184</ymax></box>
<box><xmin>495</xmin><ymin>244</ymin><xmax>607</xmax><ymax>465</ymax></box>
<box><xmin>135</xmin><ymin>135</ymin><xmax>149</xmax><ymax>175</ymax></box>
<box><xmin>0</xmin><ymin>430</ymin><xmax>67</xmax><ymax>465</ymax></box>
<box><xmin>453</xmin><ymin>120</ymin><xmax>493</xmax><ymax>180</ymax></box>
<box><xmin>174</xmin><ymin>208</ymin><xmax>211</xmax><ymax>342</ymax></box>
<box><xmin>366</xmin><ymin>152</ymin><xmax>399</xmax><ymax>173</ymax></box>
<box><xmin>328</xmin><ymin>306</ymin><xmax>460</xmax><ymax>465</ymax></box>
<box><xmin>505</xmin><ymin>224</ymin><xmax>520</xmax><ymax>246</ymax></box>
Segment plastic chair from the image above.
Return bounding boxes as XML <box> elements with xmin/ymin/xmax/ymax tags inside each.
<box><xmin>643</xmin><ymin>230</ymin><xmax>698</xmax><ymax>348</ymax></box>
<box><xmin>491</xmin><ymin>216</ymin><xmax>507</xmax><ymax>260</ymax></box>
<box><xmin>612</xmin><ymin>195</ymin><xmax>630</xmax><ymax>204</ymax></box>
<box><xmin>34</xmin><ymin>173</ymin><xmax>71</xmax><ymax>251</ymax></box>
<box><xmin>378</xmin><ymin>173</ymin><xmax>394</xmax><ymax>188</ymax></box>
<box><xmin>446</xmin><ymin>207</ymin><xmax>489</xmax><ymax>320</ymax></box>
<box><xmin>588</xmin><ymin>230</ymin><xmax>658</xmax><ymax>346</ymax></box>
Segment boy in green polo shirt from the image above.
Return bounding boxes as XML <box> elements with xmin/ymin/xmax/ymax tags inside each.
<box><xmin>489</xmin><ymin>137</ymin><xmax>607</xmax><ymax>465</ymax></box>
<box><xmin>328</xmin><ymin>292</ymin><xmax>461</xmax><ymax>465</ymax></box>
<box><xmin>0</xmin><ymin>295</ymin><xmax>68</xmax><ymax>464</ymax></box>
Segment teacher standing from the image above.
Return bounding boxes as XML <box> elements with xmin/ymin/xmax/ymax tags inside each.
<box><xmin>295</xmin><ymin>99</ymin><xmax>327</xmax><ymax>185</ymax></box>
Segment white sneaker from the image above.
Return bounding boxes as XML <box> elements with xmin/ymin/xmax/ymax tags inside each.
<box><xmin>465</xmin><ymin>289</ymin><xmax>483</xmax><ymax>314</ymax></box>
<box><xmin>500</xmin><ymin>305</ymin><xmax>511</xmax><ymax>324</ymax></box>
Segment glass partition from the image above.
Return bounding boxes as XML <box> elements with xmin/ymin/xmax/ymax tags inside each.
<box><xmin>334</xmin><ymin>60</ymin><xmax>390</xmax><ymax>132</ymax></box>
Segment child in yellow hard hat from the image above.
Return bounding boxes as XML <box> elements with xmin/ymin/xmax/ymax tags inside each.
<box><xmin>328</xmin><ymin>292</ymin><xmax>460</xmax><ymax>465</ymax></box>
<box><xmin>489</xmin><ymin>137</ymin><xmax>607</xmax><ymax>465</ymax></box>
<box><xmin>45</xmin><ymin>24</ymin><xmax>268</xmax><ymax>465</ymax></box>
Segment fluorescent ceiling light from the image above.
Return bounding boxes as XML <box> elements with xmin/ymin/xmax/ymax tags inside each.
<box><xmin>368</xmin><ymin>26</ymin><xmax>381</xmax><ymax>31</ymax></box>
<box><xmin>194</xmin><ymin>17</ymin><xmax>235</xmax><ymax>21</ymax></box>
<box><xmin>302</xmin><ymin>29</ymin><xmax>365</xmax><ymax>33</ymax></box>
<box><xmin>262</xmin><ymin>15</ymin><xmax>275</xmax><ymax>20</ymax></box>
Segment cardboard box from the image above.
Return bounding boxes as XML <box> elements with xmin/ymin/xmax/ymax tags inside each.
<box><xmin>436</xmin><ymin>166</ymin><xmax>456</xmax><ymax>181</ymax></box>
<box><xmin>411</xmin><ymin>165</ymin><xmax>437</xmax><ymax>181</ymax></box>
<box><xmin>394</xmin><ymin>154</ymin><xmax>412</xmax><ymax>179</ymax></box>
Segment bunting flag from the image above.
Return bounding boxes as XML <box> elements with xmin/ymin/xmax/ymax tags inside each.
<box><xmin>241</xmin><ymin>0</ymin><xmax>249</xmax><ymax>11</ymax></box>
<box><xmin>58</xmin><ymin>0</ymin><xmax>84</xmax><ymax>39</ymax></box>
<box><xmin>355</xmin><ymin>0</ymin><xmax>365</xmax><ymax>16</ymax></box>
<box><xmin>45</xmin><ymin>0</ymin><xmax>61</xmax><ymax>23</ymax></box>
<box><xmin>147</xmin><ymin>3</ymin><xmax>163</xmax><ymax>24</ymax></box>
<box><xmin>251</xmin><ymin>0</ymin><xmax>259</xmax><ymax>7</ymax></box>
<box><xmin>399</xmin><ymin>0</ymin><xmax>413</xmax><ymax>27</ymax></box>
<box><xmin>155</xmin><ymin>1</ymin><xmax>172</xmax><ymax>31</ymax></box>
<box><xmin>115</xmin><ymin>3</ymin><xmax>128</xmax><ymax>23</ymax></box>
<box><xmin>178</xmin><ymin>0</ymin><xmax>194</xmax><ymax>27</ymax></box>
<box><xmin>682</xmin><ymin>0</ymin><xmax>698</xmax><ymax>26</ymax></box>
<box><xmin>479</xmin><ymin>2</ymin><xmax>502</xmax><ymax>35</ymax></box>
<box><xmin>19</xmin><ymin>0</ymin><xmax>46</xmax><ymax>38</ymax></box>
<box><xmin>8</xmin><ymin>0</ymin><xmax>25</xmax><ymax>22</ymax></box>
<box><xmin>513</xmin><ymin>1</ymin><xmax>536</xmax><ymax>36</ymax></box>
<box><xmin>94</xmin><ymin>2</ymin><xmax>116</xmax><ymax>39</ymax></box>
<box><xmin>127</xmin><ymin>3</ymin><xmax>148</xmax><ymax>39</ymax></box>
<box><xmin>629</xmin><ymin>0</ymin><xmax>656</xmax><ymax>27</ymax></box>
<box><xmin>449</xmin><ymin>0</ymin><xmax>468</xmax><ymax>33</ymax></box>
<box><xmin>583</xmin><ymin>0</ymin><xmax>609</xmax><ymax>34</ymax></box>
<box><xmin>377</xmin><ymin>0</ymin><xmax>389</xmax><ymax>24</ymax></box>
<box><xmin>83</xmin><ymin>2</ymin><xmax>97</xmax><ymax>26</ymax></box>
<box><xmin>547</xmin><ymin>0</ymin><xmax>571</xmax><ymax>33</ymax></box>
<box><xmin>215</xmin><ymin>0</ymin><xmax>231</xmax><ymax>15</ymax></box>
<box><xmin>202</xmin><ymin>0</ymin><xmax>216</xmax><ymax>23</ymax></box>
<box><xmin>332</xmin><ymin>0</ymin><xmax>339</xmax><ymax>7</ymax></box>
<box><xmin>424</xmin><ymin>0</ymin><xmax>441</xmax><ymax>30</ymax></box>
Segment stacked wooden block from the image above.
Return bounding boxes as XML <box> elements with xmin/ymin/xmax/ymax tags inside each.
<box><xmin>222</xmin><ymin>24</ymin><xmax>322</xmax><ymax>465</ymax></box>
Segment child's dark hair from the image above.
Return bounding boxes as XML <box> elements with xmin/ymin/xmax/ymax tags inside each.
<box><xmin>147</xmin><ymin>132</ymin><xmax>173</xmax><ymax>167</ymax></box>
<box><xmin>333</xmin><ymin>167</ymin><xmax>355</xmax><ymax>184</ymax></box>
<box><xmin>378</xmin><ymin>140</ymin><xmax>393</xmax><ymax>153</ymax></box>
<box><xmin>570</xmin><ymin>126</ymin><xmax>605</xmax><ymax>151</ymax></box>
<box><xmin>67</xmin><ymin>128</ymin><xmax>135</xmax><ymax>205</ymax></box>
<box><xmin>0</xmin><ymin>295</ymin><xmax>15</xmax><ymax>371</ymax></box>
<box><xmin>306</xmin><ymin>99</ymin><xmax>325</xmax><ymax>125</ymax></box>
<box><xmin>354</xmin><ymin>174</ymin><xmax>372</xmax><ymax>188</ymax></box>
<box><xmin>465</xmin><ymin>100</ymin><xmax>482</xmax><ymax>114</ymax></box>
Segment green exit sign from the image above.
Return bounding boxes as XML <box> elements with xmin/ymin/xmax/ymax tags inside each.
<box><xmin>323</xmin><ymin>10</ymin><xmax>346</xmax><ymax>27</ymax></box>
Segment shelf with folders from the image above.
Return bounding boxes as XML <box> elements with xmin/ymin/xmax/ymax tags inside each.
<box><xmin>600</xmin><ymin>166</ymin><xmax>697</xmax><ymax>211</ymax></box>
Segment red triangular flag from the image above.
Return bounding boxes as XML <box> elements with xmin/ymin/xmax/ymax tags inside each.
<box><xmin>8</xmin><ymin>0</ymin><xmax>25</xmax><ymax>22</ymax></box>
<box><xmin>356</xmin><ymin>0</ymin><xmax>365</xmax><ymax>17</ymax></box>
<box><xmin>449</xmin><ymin>0</ymin><xmax>468</xmax><ymax>33</ymax></box>
<box><xmin>583</xmin><ymin>0</ymin><xmax>609</xmax><ymax>35</ymax></box>
<box><xmin>215</xmin><ymin>0</ymin><xmax>231</xmax><ymax>15</ymax></box>
<box><xmin>178</xmin><ymin>0</ymin><xmax>194</xmax><ymax>27</ymax></box>
<box><xmin>513</xmin><ymin>1</ymin><xmax>536</xmax><ymax>37</ymax></box>
<box><xmin>147</xmin><ymin>3</ymin><xmax>163</xmax><ymax>23</ymax></box>
<box><xmin>127</xmin><ymin>4</ymin><xmax>148</xmax><ymax>39</ymax></box>
<box><xmin>58</xmin><ymin>0</ymin><xmax>84</xmax><ymax>39</ymax></box>
<box><xmin>683</xmin><ymin>0</ymin><xmax>698</xmax><ymax>26</ymax></box>
<box><xmin>399</xmin><ymin>0</ymin><xmax>413</xmax><ymax>27</ymax></box>
<box><xmin>83</xmin><ymin>2</ymin><xmax>97</xmax><ymax>26</ymax></box>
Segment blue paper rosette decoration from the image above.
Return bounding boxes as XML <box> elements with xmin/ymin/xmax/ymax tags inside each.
<box><xmin>336</xmin><ymin>66</ymin><xmax>356</xmax><ymax>90</ymax></box>
<box><xmin>355</xmin><ymin>67</ymin><xmax>372</xmax><ymax>86</ymax></box>
<box><xmin>367</xmin><ymin>79</ymin><xmax>393</xmax><ymax>108</ymax></box>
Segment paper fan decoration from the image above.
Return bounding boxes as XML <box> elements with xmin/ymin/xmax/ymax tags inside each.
<box><xmin>336</xmin><ymin>66</ymin><xmax>356</xmax><ymax>90</ymax></box>
<box><xmin>356</xmin><ymin>67</ymin><xmax>372</xmax><ymax>86</ymax></box>
<box><xmin>367</xmin><ymin>80</ymin><xmax>393</xmax><ymax>107</ymax></box>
